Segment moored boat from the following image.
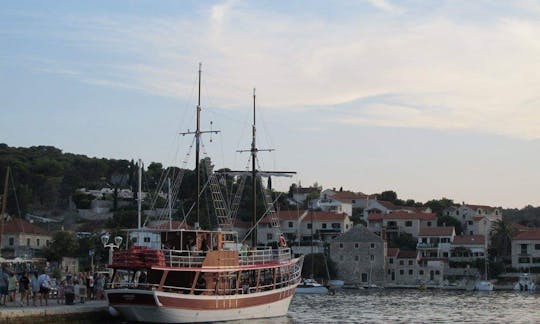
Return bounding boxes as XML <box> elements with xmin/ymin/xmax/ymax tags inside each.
<box><xmin>514</xmin><ymin>273</ymin><xmax>536</xmax><ymax>292</ymax></box>
<box><xmin>104</xmin><ymin>64</ymin><xmax>303</xmax><ymax>322</ymax></box>
<box><xmin>296</xmin><ymin>278</ymin><xmax>328</xmax><ymax>294</ymax></box>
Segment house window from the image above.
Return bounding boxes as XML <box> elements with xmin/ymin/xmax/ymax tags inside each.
<box><xmin>532</xmin><ymin>258</ymin><xmax>540</xmax><ymax>263</ymax></box>
<box><xmin>340</xmin><ymin>255</ymin><xmax>344</xmax><ymax>261</ymax></box>
<box><xmin>332</xmin><ymin>223</ymin><xmax>341</xmax><ymax>229</ymax></box>
<box><xmin>267</xmin><ymin>233</ymin><xmax>273</xmax><ymax>240</ymax></box>
<box><xmin>352</xmin><ymin>200</ymin><xmax>356</xmax><ymax>204</ymax></box>
<box><xmin>8</xmin><ymin>237</ymin><xmax>14</xmax><ymax>246</ymax></box>
<box><xmin>419</xmin><ymin>270</ymin><xmax>424</xmax><ymax>275</ymax></box>
<box><xmin>339</xmin><ymin>243</ymin><xmax>343</xmax><ymax>249</ymax></box>
<box><xmin>435</xmin><ymin>270</ymin><xmax>440</xmax><ymax>275</ymax></box>
<box><xmin>405</xmin><ymin>221</ymin><xmax>412</xmax><ymax>227</ymax></box>
<box><xmin>307</xmin><ymin>223</ymin><xmax>312</xmax><ymax>229</ymax></box>
<box><xmin>408</xmin><ymin>269</ymin><xmax>413</xmax><ymax>275</ymax></box>
<box><xmin>399</xmin><ymin>260</ymin><xmax>404</xmax><ymax>266</ymax></box>
<box><xmin>322</xmin><ymin>223</ymin><xmax>327</xmax><ymax>229</ymax></box>
<box><xmin>27</xmin><ymin>238</ymin><xmax>31</xmax><ymax>246</ymax></box>
<box><xmin>46</xmin><ymin>240</ymin><xmax>50</xmax><ymax>246</ymax></box>
<box><xmin>36</xmin><ymin>239</ymin><xmax>40</xmax><ymax>247</ymax></box>
<box><xmin>521</xmin><ymin>244</ymin><xmax>528</xmax><ymax>255</ymax></box>
<box><xmin>519</xmin><ymin>257</ymin><xmax>531</xmax><ymax>264</ymax></box>
<box><xmin>288</xmin><ymin>221</ymin><xmax>293</xmax><ymax>228</ymax></box>
<box><xmin>399</xmin><ymin>270</ymin><xmax>404</xmax><ymax>275</ymax></box>
<box><xmin>346</xmin><ymin>224</ymin><xmax>349</xmax><ymax>229</ymax></box>
<box><xmin>387</xmin><ymin>269</ymin><xmax>391</xmax><ymax>275</ymax></box>
<box><xmin>408</xmin><ymin>260</ymin><xmax>413</xmax><ymax>266</ymax></box>
<box><xmin>355</xmin><ymin>243</ymin><xmax>359</xmax><ymax>249</ymax></box>
<box><xmin>468</xmin><ymin>221</ymin><xmax>473</xmax><ymax>225</ymax></box>
<box><xmin>370</xmin><ymin>243</ymin><xmax>375</xmax><ymax>249</ymax></box>
<box><xmin>443</xmin><ymin>252</ymin><xmax>448</xmax><ymax>257</ymax></box>
<box><xmin>389</xmin><ymin>258</ymin><xmax>394</xmax><ymax>264</ymax></box>
<box><xmin>370</xmin><ymin>255</ymin><xmax>375</xmax><ymax>261</ymax></box>
<box><xmin>355</xmin><ymin>255</ymin><xmax>359</xmax><ymax>261</ymax></box>
<box><xmin>427</xmin><ymin>222</ymin><xmax>432</xmax><ymax>227</ymax></box>
<box><xmin>144</xmin><ymin>237</ymin><xmax>151</xmax><ymax>243</ymax></box>
<box><xmin>535</xmin><ymin>244</ymin><xmax>540</xmax><ymax>250</ymax></box>
<box><xmin>361</xmin><ymin>273</ymin><xmax>368</xmax><ymax>282</ymax></box>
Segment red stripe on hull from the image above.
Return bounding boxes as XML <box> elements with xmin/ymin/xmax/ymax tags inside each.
<box><xmin>158</xmin><ymin>287</ymin><xmax>296</xmax><ymax>310</ymax></box>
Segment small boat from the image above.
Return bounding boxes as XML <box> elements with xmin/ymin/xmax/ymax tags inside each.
<box><xmin>474</xmin><ymin>280</ymin><xmax>494</xmax><ymax>291</ymax></box>
<box><xmin>328</xmin><ymin>279</ymin><xmax>344</xmax><ymax>289</ymax></box>
<box><xmin>296</xmin><ymin>278</ymin><xmax>329</xmax><ymax>294</ymax></box>
<box><xmin>514</xmin><ymin>273</ymin><xmax>536</xmax><ymax>292</ymax></box>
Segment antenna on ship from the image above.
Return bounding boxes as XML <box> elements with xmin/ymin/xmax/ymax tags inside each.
<box><xmin>180</xmin><ymin>63</ymin><xmax>220</xmax><ymax>227</ymax></box>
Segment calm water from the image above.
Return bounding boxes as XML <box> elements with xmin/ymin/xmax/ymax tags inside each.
<box><xmin>286</xmin><ymin>289</ymin><xmax>540</xmax><ymax>323</ymax></box>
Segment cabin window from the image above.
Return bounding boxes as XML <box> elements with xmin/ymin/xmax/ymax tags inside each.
<box><xmin>288</xmin><ymin>221</ymin><xmax>293</xmax><ymax>228</ymax></box>
<box><xmin>9</xmin><ymin>237</ymin><xmax>14</xmax><ymax>246</ymax></box>
<box><xmin>405</xmin><ymin>221</ymin><xmax>412</xmax><ymax>227</ymax></box>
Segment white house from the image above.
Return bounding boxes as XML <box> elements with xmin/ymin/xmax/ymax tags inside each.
<box><xmin>444</xmin><ymin>203</ymin><xmax>502</xmax><ymax>235</ymax></box>
<box><xmin>450</xmin><ymin>235</ymin><xmax>486</xmax><ymax>262</ymax></box>
<box><xmin>0</xmin><ymin>218</ymin><xmax>52</xmax><ymax>259</ymax></box>
<box><xmin>417</xmin><ymin>227</ymin><xmax>456</xmax><ymax>259</ymax></box>
<box><xmin>511</xmin><ymin>228</ymin><xmax>540</xmax><ymax>271</ymax></box>
<box><xmin>368</xmin><ymin>212</ymin><xmax>437</xmax><ymax>238</ymax></box>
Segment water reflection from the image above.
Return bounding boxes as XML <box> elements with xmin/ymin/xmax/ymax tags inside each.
<box><xmin>289</xmin><ymin>289</ymin><xmax>540</xmax><ymax>323</ymax></box>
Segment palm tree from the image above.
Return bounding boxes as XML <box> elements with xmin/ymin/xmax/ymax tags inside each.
<box><xmin>490</xmin><ymin>219</ymin><xmax>515</xmax><ymax>263</ymax></box>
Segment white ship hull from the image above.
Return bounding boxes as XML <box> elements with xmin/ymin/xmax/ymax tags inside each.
<box><xmin>107</xmin><ymin>285</ymin><xmax>297</xmax><ymax>323</ymax></box>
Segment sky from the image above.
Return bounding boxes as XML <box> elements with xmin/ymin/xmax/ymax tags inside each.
<box><xmin>2</xmin><ymin>0</ymin><xmax>540</xmax><ymax>208</ymax></box>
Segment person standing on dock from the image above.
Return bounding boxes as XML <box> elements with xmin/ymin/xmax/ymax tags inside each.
<box><xmin>30</xmin><ymin>271</ymin><xmax>40</xmax><ymax>306</ymax></box>
<box><xmin>37</xmin><ymin>270</ymin><xmax>51</xmax><ymax>306</ymax></box>
<box><xmin>8</xmin><ymin>272</ymin><xmax>17</xmax><ymax>303</ymax></box>
<box><xmin>19</xmin><ymin>271</ymin><xmax>30</xmax><ymax>306</ymax></box>
<box><xmin>0</xmin><ymin>266</ymin><xmax>8</xmax><ymax>306</ymax></box>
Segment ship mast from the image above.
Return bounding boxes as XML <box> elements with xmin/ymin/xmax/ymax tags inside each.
<box><xmin>0</xmin><ymin>166</ymin><xmax>10</xmax><ymax>257</ymax></box>
<box><xmin>180</xmin><ymin>63</ymin><xmax>220</xmax><ymax>227</ymax></box>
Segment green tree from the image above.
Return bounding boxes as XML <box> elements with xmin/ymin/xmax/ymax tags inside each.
<box><xmin>490</xmin><ymin>219</ymin><xmax>515</xmax><ymax>262</ymax></box>
<box><xmin>437</xmin><ymin>215</ymin><xmax>463</xmax><ymax>235</ymax></box>
<box><xmin>43</xmin><ymin>231</ymin><xmax>79</xmax><ymax>262</ymax></box>
<box><xmin>388</xmin><ymin>233</ymin><xmax>417</xmax><ymax>250</ymax></box>
<box><xmin>425</xmin><ymin>198</ymin><xmax>455</xmax><ymax>217</ymax></box>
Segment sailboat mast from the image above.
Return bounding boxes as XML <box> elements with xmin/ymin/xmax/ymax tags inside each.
<box><xmin>195</xmin><ymin>63</ymin><xmax>202</xmax><ymax>227</ymax></box>
<box><xmin>137</xmin><ymin>159</ymin><xmax>142</xmax><ymax>229</ymax></box>
<box><xmin>251</xmin><ymin>88</ymin><xmax>257</xmax><ymax>247</ymax></box>
<box><xmin>0</xmin><ymin>166</ymin><xmax>9</xmax><ymax>255</ymax></box>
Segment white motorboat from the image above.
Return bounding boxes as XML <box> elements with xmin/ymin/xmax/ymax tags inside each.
<box><xmin>296</xmin><ymin>278</ymin><xmax>329</xmax><ymax>294</ymax></box>
<box><xmin>328</xmin><ymin>279</ymin><xmax>345</xmax><ymax>289</ymax></box>
<box><xmin>474</xmin><ymin>280</ymin><xmax>494</xmax><ymax>291</ymax></box>
<box><xmin>514</xmin><ymin>273</ymin><xmax>536</xmax><ymax>292</ymax></box>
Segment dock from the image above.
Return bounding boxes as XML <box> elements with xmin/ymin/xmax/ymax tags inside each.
<box><xmin>0</xmin><ymin>300</ymin><xmax>110</xmax><ymax>323</ymax></box>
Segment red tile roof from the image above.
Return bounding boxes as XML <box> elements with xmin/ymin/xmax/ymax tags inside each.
<box><xmin>463</xmin><ymin>204</ymin><xmax>498</xmax><ymax>211</ymax></box>
<box><xmin>418</xmin><ymin>226</ymin><xmax>455</xmax><ymax>237</ymax></box>
<box><xmin>369</xmin><ymin>212</ymin><xmax>437</xmax><ymax>222</ymax></box>
<box><xmin>332</xmin><ymin>191</ymin><xmax>377</xmax><ymax>200</ymax></box>
<box><xmin>510</xmin><ymin>223</ymin><xmax>534</xmax><ymax>232</ymax></box>
<box><xmin>397</xmin><ymin>250</ymin><xmax>419</xmax><ymax>259</ymax></box>
<box><xmin>453</xmin><ymin>235</ymin><xmax>485</xmax><ymax>245</ymax></box>
<box><xmin>514</xmin><ymin>229</ymin><xmax>540</xmax><ymax>240</ymax></box>
<box><xmin>2</xmin><ymin>218</ymin><xmax>49</xmax><ymax>235</ymax></box>
<box><xmin>387</xmin><ymin>248</ymin><xmax>399</xmax><ymax>258</ymax></box>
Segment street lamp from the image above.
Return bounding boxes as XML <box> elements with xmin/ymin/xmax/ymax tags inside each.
<box><xmin>101</xmin><ymin>234</ymin><xmax>123</xmax><ymax>266</ymax></box>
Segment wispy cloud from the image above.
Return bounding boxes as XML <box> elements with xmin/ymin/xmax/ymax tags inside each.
<box><xmin>5</xmin><ymin>1</ymin><xmax>540</xmax><ymax>139</ymax></box>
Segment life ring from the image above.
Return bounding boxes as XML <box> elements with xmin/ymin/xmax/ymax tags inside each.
<box><xmin>279</xmin><ymin>235</ymin><xmax>287</xmax><ymax>247</ymax></box>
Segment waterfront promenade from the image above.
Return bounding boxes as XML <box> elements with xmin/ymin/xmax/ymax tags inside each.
<box><xmin>0</xmin><ymin>299</ymin><xmax>109</xmax><ymax>323</ymax></box>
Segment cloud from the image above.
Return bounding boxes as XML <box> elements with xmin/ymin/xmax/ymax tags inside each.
<box><xmin>7</xmin><ymin>2</ymin><xmax>540</xmax><ymax>140</ymax></box>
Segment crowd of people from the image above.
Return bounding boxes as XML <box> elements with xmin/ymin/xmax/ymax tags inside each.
<box><xmin>0</xmin><ymin>265</ymin><xmax>108</xmax><ymax>307</ymax></box>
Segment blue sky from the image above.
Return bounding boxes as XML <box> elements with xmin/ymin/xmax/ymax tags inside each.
<box><xmin>2</xmin><ymin>0</ymin><xmax>540</xmax><ymax>208</ymax></box>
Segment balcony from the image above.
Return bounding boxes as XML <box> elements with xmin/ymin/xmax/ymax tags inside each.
<box><xmin>417</xmin><ymin>243</ymin><xmax>438</xmax><ymax>249</ymax></box>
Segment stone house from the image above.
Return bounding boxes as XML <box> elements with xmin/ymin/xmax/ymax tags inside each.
<box><xmin>511</xmin><ymin>228</ymin><xmax>540</xmax><ymax>271</ymax></box>
<box><xmin>330</xmin><ymin>225</ymin><xmax>386</xmax><ymax>286</ymax></box>
<box><xmin>0</xmin><ymin>218</ymin><xmax>51</xmax><ymax>259</ymax></box>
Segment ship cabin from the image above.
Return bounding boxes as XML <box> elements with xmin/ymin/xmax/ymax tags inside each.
<box><xmin>108</xmin><ymin>228</ymin><xmax>301</xmax><ymax>296</ymax></box>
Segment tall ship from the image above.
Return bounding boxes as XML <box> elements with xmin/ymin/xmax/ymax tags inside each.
<box><xmin>104</xmin><ymin>64</ymin><xmax>304</xmax><ymax>323</ymax></box>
